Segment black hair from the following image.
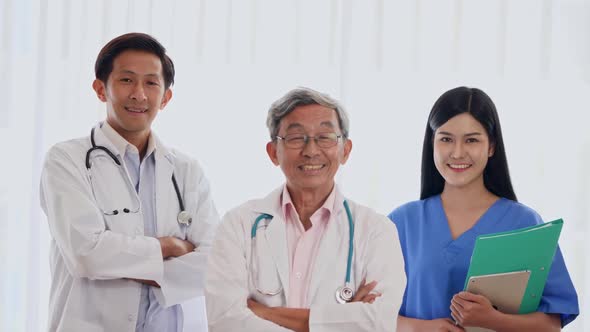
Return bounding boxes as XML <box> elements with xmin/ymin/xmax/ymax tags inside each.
<box><xmin>420</xmin><ymin>86</ymin><xmax>517</xmax><ymax>201</ymax></box>
<box><xmin>94</xmin><ymin>32</ymin><xmax>175</xmax><ymax>89</ymax></box>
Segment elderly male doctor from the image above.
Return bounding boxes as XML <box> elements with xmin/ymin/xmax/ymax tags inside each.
<box><xmin>205</xmin><ymin>88</ymin><xmax>406</xmax><ymax>331</ymax></box>
<box><xmin>40</xmin><ymin>33</ymin><xmax>218</xmax><ymax>331</ymax></box>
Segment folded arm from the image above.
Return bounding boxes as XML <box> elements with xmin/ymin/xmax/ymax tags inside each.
<box><xmin>151</xmin><ymin>160</ymin><xmax>220</xmax><ymax>307</ymax></box>
<box><xmin>247</xmin><ymin>279</ymin><xmax>381</xmax><ymax>332</ymax></box>
<box><xmin>250</xmin><ymin>216</ymin><xmax>406</xmax><ymax>332</ymax></box>
<box><xmin>307</xmin><ymin>217</ymin><xmax>405</xmax><ymax>331</ymax></box>
<box><xmin>41</xmin><ymin>147</ymin><xmax>165</xmax><ymax>282</ymax></box>
<box><xmin>128</xmin><ymin>236</ymin><xmax>196</xmax><ymax>287</ymax></box>
<box><xmin>205</xmin><ymin>213</ymin><xmax>291</xmax><ymax>332</ymax></box>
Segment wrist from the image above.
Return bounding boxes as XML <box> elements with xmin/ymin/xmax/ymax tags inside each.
<box><xmin>261</xmin><ymin>305</ymin><xmax>274</xmax><ymax>320</ymax></box>
<box><xmin>485</xmin><ymin>308</ymin><xmax>506</xmax><ymax>330</ymax></box>
<box><xmin>159</xmin><ymin>237</ymin><xmax>172</xmax><ymax>258</ymax></box>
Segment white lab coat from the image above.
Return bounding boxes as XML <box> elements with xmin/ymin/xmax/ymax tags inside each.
<box><xmin>205</xmin><ymin>186</ymin><xmax>406</xmax><ymax>332</ymax></box>
<box><xmin>40</xmin><ymin>124</ymin><xmax>219</xmax><ymax>332</ymax></box>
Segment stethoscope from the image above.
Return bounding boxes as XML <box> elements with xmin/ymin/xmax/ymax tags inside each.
<box><xmin>250</xmin><ymin>200</ymin><xmax>355</xmax><ymax>304</ymax></box>
<box><xmin>85</xmin><ymin>127</ymin><xmax>192</xmax><ymax>226</ymax></box>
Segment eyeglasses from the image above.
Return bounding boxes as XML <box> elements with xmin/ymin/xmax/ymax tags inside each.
<box><xmin>275</xmin><ymin>132</ymin><xmax>343</xmax><ymax>149</ymax></box>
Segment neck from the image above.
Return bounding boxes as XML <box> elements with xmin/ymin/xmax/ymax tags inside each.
<box><xmin>106</xmin><ymin>120</ymin><xmax>150</xmax><ymax>160</ymax></box>
<box><xmin>128</xmin><ymin>133</ymin><xmax>150</xmax><ymax>160</ymax></box>
<box><xmin>287</xmin><ymin>183</ymin><xmax>334</xmax><ymax>230</ymax></box>
<box><xmin>440</xmin><ymin>178</ymin><xmax>496</xmax><ymax>209</ymax></box>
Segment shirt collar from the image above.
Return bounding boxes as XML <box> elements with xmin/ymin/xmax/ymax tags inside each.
<box><xmin>281</xmin><ymin>185</ymin><xmax>337</xmax><ymax>225</ymax></box>
<box><xmin>100</xmin><ymin>121</ymin><xmax>157</xmax><ymax>159</ymax></box>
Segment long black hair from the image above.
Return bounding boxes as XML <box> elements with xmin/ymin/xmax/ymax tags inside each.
<box><xmin>420</xmin><ymin>86</ymin><xmax>517</xmax><ymax>201</ymax></box>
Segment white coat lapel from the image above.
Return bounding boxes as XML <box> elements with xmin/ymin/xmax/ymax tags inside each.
<box><xmin>253</xmin><ymin>187</ymin><xmax>290</xmax><ymax>301</ymax></box>
<box><xmin>307</xmin><ymin>205</ymin><xmax>347</xmax><ymax>304</ymax></box>
<box><xmin>263</xmin><ymin>213</ymin><xmax>290</xmax><ymax>301</ymax></box>
<box><xmin>154</xmin><ymin>138</ymin><xmax>175</xmax><ymax>237</ymax></box>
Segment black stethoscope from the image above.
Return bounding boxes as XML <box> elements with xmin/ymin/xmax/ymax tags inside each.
<box><xmin>85</xmin><ymin>127</ymin><xmax>192</xmax><ymax>226</ymax></box>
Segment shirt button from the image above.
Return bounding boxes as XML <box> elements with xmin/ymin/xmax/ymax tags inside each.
<box><xmin>128</xmin><ymin>314</ymin><xmax>135</xmax><ymax>322</ymax></box>
<box><xmin>295</xmin><ymin>272</ymin><xmax>302</xmax><ymax>279</ymax></box>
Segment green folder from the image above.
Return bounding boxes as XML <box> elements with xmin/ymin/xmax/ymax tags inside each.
<box><xmin>463</xmin><ymin>219</ymin><xmax>563</xmax><ymax>314</ymax></box>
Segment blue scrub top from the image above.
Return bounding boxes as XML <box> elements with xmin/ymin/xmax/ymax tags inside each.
<box><xmin>388</xmin><ymin>195</ymin><xmax>579</xmax><ymax>327</ymax></box>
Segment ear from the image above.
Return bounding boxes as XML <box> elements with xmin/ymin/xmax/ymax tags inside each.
<box><xmin>92</xmin><ymin>79</ymin><xmax>107</xmax><ymax>102</ymax></box>
<box><xmin>488</xmin><ymin>142</ymin><xmax>495</xmax><ymax>157</ymax></box>
<box><xmin>160</xmin><ymin>88</ymin><xmax>173</xmax><ymax>110</ymax></box>
<box><xmin>340</xmin><ymin>138</ymin><xmax>353</xmax><ymax>164</ymax></box>
<box><xmin>266</xmin><ymin>141</ymin><xmax>280</xmax><ymax>166</ymax></box>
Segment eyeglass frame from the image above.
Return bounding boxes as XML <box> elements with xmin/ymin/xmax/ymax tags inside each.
<box><xmin>274</xmin><ymin>132</ymin><xmax>345</xmax><ymax>149</ymax></box>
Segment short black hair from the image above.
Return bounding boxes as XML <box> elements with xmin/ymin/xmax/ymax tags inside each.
<box><xmin>420</xmin><ymin>86</ymin><xmax>517</xmax><ymax>201</ymax></box>
<box><xmin>94</xmin><ymin>32</ymin><xmax>175</xmax><ymax>89</ymax></box>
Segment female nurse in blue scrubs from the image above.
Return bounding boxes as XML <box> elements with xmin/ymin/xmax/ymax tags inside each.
<box><xmin>389</xmin><ymin>87</ymin><xmax>579</xmax><ymax>331</ymax></box>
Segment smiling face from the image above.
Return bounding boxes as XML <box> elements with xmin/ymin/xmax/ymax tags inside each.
<box><xmin>92</xmin><ymin>50</ymin><xmax>172</xmax><ymax>141</ymax></box>
<box><xmin>433</xmin><ymin>113</ymin><xmax>495</xmax><ymax>191</ymax></box>
<box><xmin>266</xmin><ymin>104</ymin><xmax>352</xmax><ymax>197</ymax></box>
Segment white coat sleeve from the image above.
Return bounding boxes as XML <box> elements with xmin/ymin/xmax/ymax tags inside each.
<box><xmin>40</xmin><ymin>145</ymin><xmax>164</xmax><ymax>281</ymax></box>
<box><xmin>308</xmin><ymin>216</ymin><xmax>406</xmax><ymax>332</ymax></box>
<box><xmin>205</xmin><ymin>210</ymin><xmax>291</xmax><ymax>332</ymax></box>
<box><xmin>153</xmin><ymin>160</ymin><xmax>220</xmax><ymax>307</ymax></box>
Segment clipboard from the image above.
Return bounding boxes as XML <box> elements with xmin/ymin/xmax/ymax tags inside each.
<box><xmin>464</xmin><ymin>219</ymin><xmax>563</xmax><ymax>314</ymax></box>
<box><xmin>466</xmin><ymin>270</ymin><xmax>531</xmax><ymax>314</ymax></box>
<box><xmin>463</xmin><ymin>271</ymin><xmax>530</xmax><ymax>332</ymax></box>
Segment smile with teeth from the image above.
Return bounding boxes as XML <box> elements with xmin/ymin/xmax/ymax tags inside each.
<box><xmin>125</xmin><ymin>107</ymin><xmax>148</xmax><ymax>113</ymax></box>
<box><xmin>299</xmin><ymin>164</ymin><xmax>324</xmax><ymax>171</ymax></box>
<box><xmin>448</xmin><ymin>164</ymin><xmax>471</xmax><ymax>169</ymax></box>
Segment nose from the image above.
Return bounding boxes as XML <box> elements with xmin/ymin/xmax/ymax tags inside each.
<box><xmin>129</xmin><ymin>82</ymin><xmax>147</xmax><ymax>101</ymax></box>
<box><xmin>450</xmin><ymin>141</ymin><xmax>465</xmax><ymax>159</ymax></box>
<box><xmin>301</xmin><ymin>137</ymin><xmax>321</xmax><ymax>157</ymax></box>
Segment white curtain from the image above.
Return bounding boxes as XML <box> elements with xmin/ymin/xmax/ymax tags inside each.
<box><xmin>1</xmin><ymin>0</ymin><xmax>588</xmax><ymax>330</ymax></box>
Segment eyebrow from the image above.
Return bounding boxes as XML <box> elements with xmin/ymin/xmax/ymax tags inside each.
<box><xmin>436</xmin><ymin>131</ymin><xmax>483</xmax><ymax>137</ymax></box>
<box><xmin>284</xmin><ymin>121</ymin><xmax>337</xmax><ymax>132</ymax></box>
<box><xmin>285</xmin><ymin>123</ymin><xmax>304</xmax><ymax>131</ymax></box>
<box><xmin>118</xmin><ymin>70</ymin><xmax>161</xmax><ymax>78</ymax></box>
<box><xmin>319</xmin><ymin>121</ymin><xmax>336</xmax><ymax>128</ymax></box>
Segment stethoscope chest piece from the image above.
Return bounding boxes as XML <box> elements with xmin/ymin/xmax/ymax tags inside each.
<box><xmin>177</xmin><ymin>210</ymin><xmax>192</xmax><ymax>226</ymax></box>
<box><xmin>335</xmin><ymin>285</ymin><xmax>354</xmax><ymax>304</ymax></box>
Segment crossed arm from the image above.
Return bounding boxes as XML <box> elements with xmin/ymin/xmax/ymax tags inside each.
<box><xmin>41</xmin><ymin>147</ymin><xmax>217</xmax><ymax>306</ymax></box>
<box><xmin>128</xmin><ymin>236</ymin><xmax>196</xmax><ymax>287</ymax></box>
<box><xmin>246</xmin><ymin>280</ymin><xmax>381</xmax><ymax>332</ymax></box>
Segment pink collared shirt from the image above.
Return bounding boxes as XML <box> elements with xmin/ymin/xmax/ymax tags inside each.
<box><xmin>282</xmin><ymin>185</ymin><xmax>336</xmax><ymax>308</ymax></box>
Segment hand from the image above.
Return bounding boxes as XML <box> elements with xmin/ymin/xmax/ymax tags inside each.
<box><xmin>247</xmin><ymin>298</ymin><xmax>270</xmax><ymax>320</ymax></box>
<box><xmin>158</xmin><ymin>236</ymin><xmax>196</xmax><ymax>259</ymax></box>
<box><xmin>450</xmin><ymin>291</ymin><xmax>499</xmax><ymax>328</ymax></box>
<box><xmin>421</xmin><ymin>318</ymin><xmax>466</xmax><ymax>332</ymax></box>
<box><xmin>247</xmin><ymin>298</ymin><xmax>310</xmax><ymax>332</ymax></box>
<box><xmin>351</xmin><ymin>278</ymin><xmax>381</xmax><ymax>304</ymax></box>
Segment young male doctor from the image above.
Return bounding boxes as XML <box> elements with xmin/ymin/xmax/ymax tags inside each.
<box><xmin>205</xmin><ymin>87</ymin><xmax>406</xmax><ymax>331</ymax></box>
<box><xmin>40</xmin><ymin>33</ymin><xmax>219</xmax><ymax>331</ymax></box>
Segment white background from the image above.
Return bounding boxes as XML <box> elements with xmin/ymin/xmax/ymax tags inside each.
<box><xmin>0</xmin><ymin>0</ymin><xmax>588</xmax><ymax>331</ymax></box>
